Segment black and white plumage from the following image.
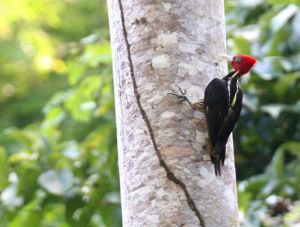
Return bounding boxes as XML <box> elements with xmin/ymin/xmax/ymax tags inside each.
<box><xmin>203</xmin><ymin>71</ymin><xmax>243</xmax><ymax>176</ymax></box>
<box><xmin>169</xmin><ymin>54</ymin><xmax>256</xmax><ymax>176</ymax></box>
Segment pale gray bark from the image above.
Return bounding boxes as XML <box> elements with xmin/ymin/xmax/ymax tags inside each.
<box><xmin>107</xmin><ymin>0</ymin><xmax>239</xmax><ymax>226</ymax></box>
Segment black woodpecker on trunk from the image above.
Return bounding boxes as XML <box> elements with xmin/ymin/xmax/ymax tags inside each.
<box><xmin>169</xmin><ymin>54</ymin><xmax>257</xmax><ymax>176</ymax></box>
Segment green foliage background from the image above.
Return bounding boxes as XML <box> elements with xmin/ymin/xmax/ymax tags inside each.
<box><xmin>226</xmin><ymin>1</ymin><xmax>300</xmax><ymax>226</ymax></box>
<box><xmin>0</xmin><ymin>0</ymin><xmax>119</xmax><ymax>226</ymax></box>
<box><xmin>0</xmin><ymin>0</ymin><xmax>299</xmax><ymax>226</ymax></box>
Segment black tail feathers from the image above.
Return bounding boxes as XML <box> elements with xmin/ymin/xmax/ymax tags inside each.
<box><xmin>210</xmin><ymin>142</ymin><xmax>226</xmax><ymax>176</ymax></box>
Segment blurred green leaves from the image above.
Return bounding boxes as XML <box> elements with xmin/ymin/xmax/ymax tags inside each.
<box><xmin>0</xmin><ymin>147</ymin><xmax>9</xmax><ymax>189</ymax></box>
<box><xmin>38</xmin><ymin>169</ymin><xmax>75</xmax><ymax>196</ymax></box>
<box><xmin>239</xmin><ymin>142</ymin><xmax>300</xmax><ymax>226</ymax></box>
<box><xmin>227</xmin><ymin>0</ymin><xmax>300</xmax><ymax>226</ymax></box>
<box><xmin>0</xmin><ymin>0</ymin><xmax>120</xmax><ymax>226</ymax></box>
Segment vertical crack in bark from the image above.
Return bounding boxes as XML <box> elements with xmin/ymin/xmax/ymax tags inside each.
<box><xmin>116</xmin><ymin>1</ymin><xmax>205</xmax><ymax>226</ymax></box>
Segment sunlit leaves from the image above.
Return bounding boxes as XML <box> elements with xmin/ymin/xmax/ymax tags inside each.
<box><xmin>0</xmin><ymin>147</ymin><xmax>9</xmax><ymax>189</ymax></box>
<box><xmin>271</xmin><ymin>4</ymin><xmax>298</xmax><ymax>32</ymax></box>
<box><xmin>0</xmin><ymin>0</ymin><xmax>120</xmax><ymax>226</ymax></box>
<box><xmin>65</xmin><ymin>75</ymin><xmax>102</xmax><ymax>122</ymax></box>
<box><xmin>9</xmin><ymin>198</ymin><xmax>43</xmax><ymax>227</ymax></box>
<box><xmin>285</xmin><ymin>202</ymin><xmax>300</xmax><ymax>225</ymax></box>
<box><xmin>268</xmin><ymin>0</ymin><xmax>300</xmax><ymax>6</ymax></box>
<box><xmin>38</xmin><ymin>169</ymin><xmax>75</xmax><ymax>196</ymax></box>
<box><xmin>1</xmin><ymin>184</ymin><xmax>24</xmax><ymax>209</ymax></box>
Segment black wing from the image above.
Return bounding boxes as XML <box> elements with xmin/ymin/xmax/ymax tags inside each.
<box><xmin>214</xmin><ymin>88</ymin><xmax>242</xmax><ymax>174</ymax></box>
<box><xmin>204</xmin><ymin>78</ymin><xmax>230</xmax><ymax>151</ymax></box>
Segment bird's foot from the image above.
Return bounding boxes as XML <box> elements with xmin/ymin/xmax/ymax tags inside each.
<box><xmin>168</xmin><ymin>85</ymin><xmax>193</xmax><ymax>107</ymax></box>
<box><xmin>168</xmin><ymin>85</ymin><xmax>187</xmax><ymax>99</ymax></box>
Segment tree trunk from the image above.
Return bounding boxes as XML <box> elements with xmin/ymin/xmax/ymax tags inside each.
<box><xmin>107</xmin><ymin>0</ymin><xmax>239</xmax><ymax>226</ymax></box>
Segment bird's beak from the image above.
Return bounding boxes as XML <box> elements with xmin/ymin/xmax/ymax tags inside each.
<box><xmin>219</xmin><ymin>53</ymin><xmax>233</xmax><ymax>62</ymax></box>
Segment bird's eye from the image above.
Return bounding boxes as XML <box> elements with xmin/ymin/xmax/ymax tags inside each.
<box><xmin>233</xmin><ymin>56</ymin><xmax>242</xmax><ymax>63</ymax></box>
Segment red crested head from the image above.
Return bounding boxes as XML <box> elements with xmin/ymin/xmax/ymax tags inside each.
<box><xmin>220</xmin><ymin>54</ymin><xmax>257</xmax><ymax>76</ymax></box>
<box><xmin>231</xmin><ymin>55</ymin><xmax>256</xmax><ymax>75</ymax></box>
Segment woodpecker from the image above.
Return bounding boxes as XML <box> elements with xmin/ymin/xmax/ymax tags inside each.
<box><xmin>169</xmin><ymin>54</ymin><xmax>256</xmax><ymax>176</ymax></box>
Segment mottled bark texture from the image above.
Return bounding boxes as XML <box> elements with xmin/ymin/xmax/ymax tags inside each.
<box><xmin>107</xmin><ymin>0</ymin><xmax>239</xmax><ymax>226</ymax></box>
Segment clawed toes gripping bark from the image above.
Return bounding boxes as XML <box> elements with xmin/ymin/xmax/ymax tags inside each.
<box><xmin>168</xmin><ymin>86</ymin><xmax>205</xmax><ymax>113</ymax></box>
<box><xmin>168</xmin><ymin>85</ymin><xmax>194</xmax><ymax>108</ymax></box>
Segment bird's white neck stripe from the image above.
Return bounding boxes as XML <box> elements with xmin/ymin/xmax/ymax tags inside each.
<box><xmin>227</xmin><ymin>80</ymin><xmax>231</xmax><ymax>104</ymax></box>
<box><xmin>228</xmin><ymin>78</ymin><xmax>239</xmax><ymax>108</ymax></box>
<box><xmin>231</xmin><ymin>83</ymin><xmax>239</xmax><ymax>108</ymax></box>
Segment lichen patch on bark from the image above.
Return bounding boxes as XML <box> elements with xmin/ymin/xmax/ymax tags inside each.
<box><xmin>152</xmin><ymin>54</ymin><xmax>170</xmax><ymax>69</ymax></box>
<box><xmin>155</xmin><ymin>32</ymin><xmax>178</xmax><ymax>47</ymax></box>
<box><xmin>178</xmin><ymin>62</ymin><xmax>198</xmax><ymax>76</ymax></box>
<box><xmin>162</xmin><ymin>3</ymin><xmax>172</xmax><ymax>12</ymax></box>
